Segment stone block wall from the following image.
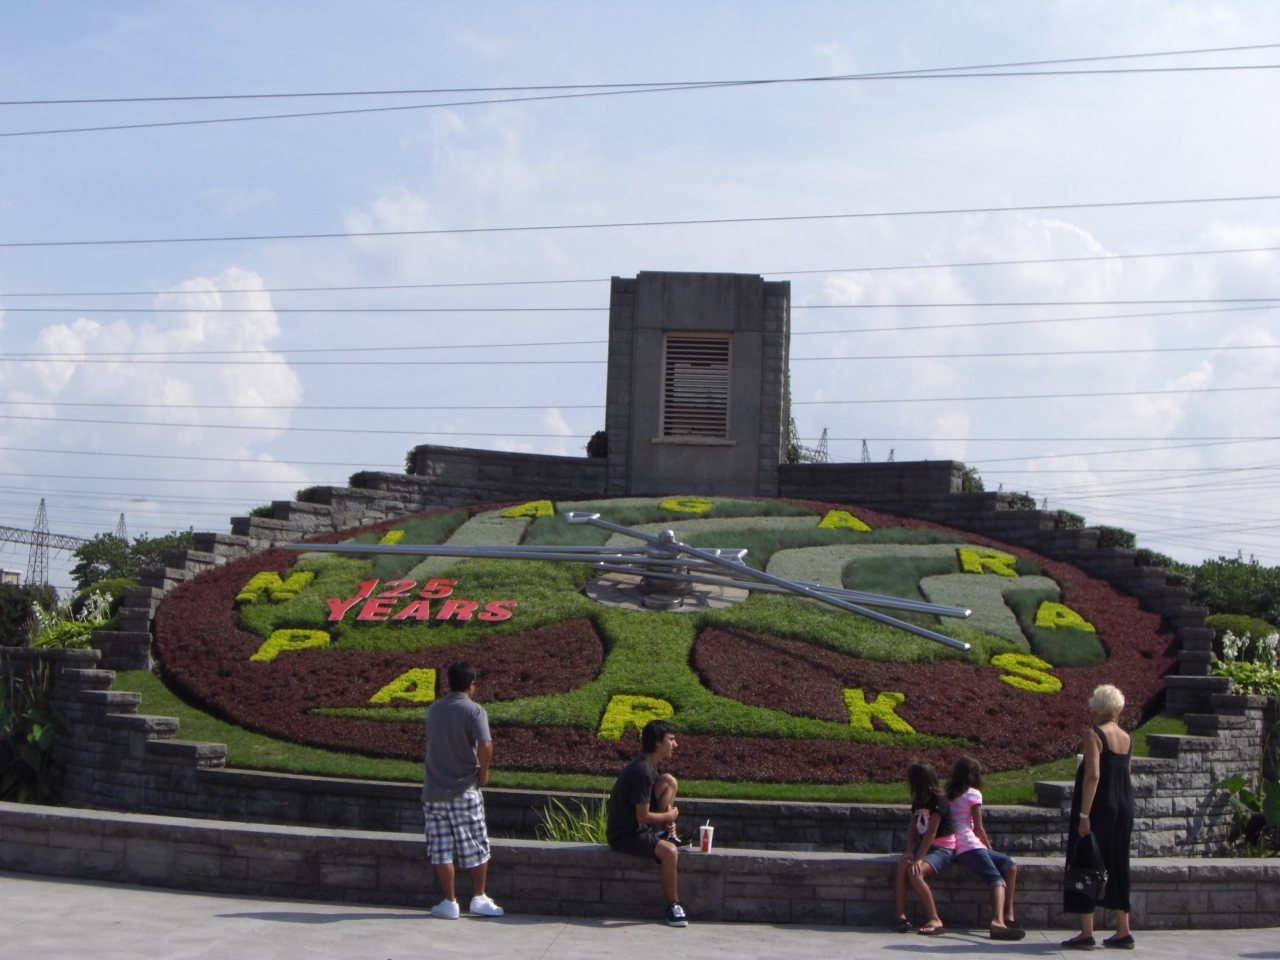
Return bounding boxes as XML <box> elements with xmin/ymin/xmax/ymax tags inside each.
<box><xmin>4</xmin><ymin>803</ymin><xmax>1278</xmax><ymax>928</ymax></box>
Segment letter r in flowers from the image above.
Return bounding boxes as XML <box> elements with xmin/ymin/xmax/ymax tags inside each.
<box><xmin>368</xmin><ymin>668</ymin><xmax>436</xmax><ymax>704</ymax></box>
<box><xmin>250</xmin><ymin>629</ymin><xmax>330</xmax><ymax>663</ymax></box>
<box><xmin>597</xmin><ymin>695</ymin><xmax>675</xmax><ymax>739</ymax></box>
<box><xmin>435</xmin><ymin>599</ymin><xmax>480</xmax><ymax>621</ymax></box>
<box><xmin>843</xmin><ymin>689</ymin><xmax>916</xmax><ymax>733</ymax></box>
<box><xmin>958</xmin><ymin>547</ymin><xmax>1019</xmax><ymax>577</ymax></box>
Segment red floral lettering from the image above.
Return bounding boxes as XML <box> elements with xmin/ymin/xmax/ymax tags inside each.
<box><xmin>356</xmin><ymin>598</ymin><xmax>397</xmax><ymax>621</ymax></box>
<box><xmin>435</xmin><ymin>599</ymin><xmax>479</xmax><ymax>621</ymax></box>
<box><xmin>325</xmin><ymin>579</ymin><xmax>380</xmax><ymax>622</ymax></box>
<box><xmin>390</xmin><ymin>600</ymin><xmax>434</xmax><ymax>621</ymax></box>
<box><xmin>419</xmin><ymin>578</ymin><xmax>457</xmax><ymax>599</ymax></box>
<box><xmin>377</xmin><ymin>579</ymin><xmax>417</xmax><ymax>599</ymax></box>
<box><xmin>478</xmin><ymin>600</ymin><xmax>517</xmax><ymax>622</ymax></box>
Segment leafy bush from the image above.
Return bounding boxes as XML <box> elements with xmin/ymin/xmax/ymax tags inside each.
<box><xmin>1135</xmin><ymin>548</ymin><xmax>1175</xmax><ymax>569</ymax></box>
<box><xmin>0</xmin><ymin>584</ymin><xmax>57</xmax><ymax>646</ymax></box>
<box><xmin>961</xmin><ymin>466</ymin><xmax>984</xmax><ymax>493</ymax></box>
<box><xmin>1187</xmin><ymin>556</ymin><xmax>1280</xmax><ymax>624</ymax></box>
<box><xmin>1055</xmin><ymin>510</ymin><xmax>1085</xmax><ymax>530</ymax></box>
<box><xmin>1096</xmin><ymin>526</ymin><xmax>1137</xmax><ymax>550</ymax></box>
<box><xmin>1212</xmin><ymin>630</ymin><xmax>1280</xmax><ymax>698</ymax></box>
<box><xmin>348</xmin><ymin>471</ymin><xmax>373</xmax><ymax>489</ymax></box>
<box><xmin>1008</xmin><ymin>492</ymin><xmax>1037</xmax><ymax>511</ymax></box>
<box><xmin>1206</xmin><ymin>614</ymin><xmax>1278</xmax><ymax>647</ymax></box>
<box><xmin>585</xmin><ymin>430</ymin><xmax>608</xmax><ymax>459</ymax></box>
<box><xmin>248</xmin><ymin>504</ymin><xmax>274</xmax><ymax>518</ymax></box>
<box><xmin>0</xmin><ymin>662</ymin><xmax>72</xmax><ymax>802</ymax></box>
<box><xmin>31</xmin><ymin>590</ymin><xmax>114</xmax><ymax>649</ymax></box>
<box><xmin>295</xmin><ymin>486</ymin><xmax>326</xmax><ymax>504</ymax></box>
<box><xmin>536</xmin><ymin>796</ymin><xmax>609</xmax><ymax>843</ymax></box>
<box><xmin>1215</xmin><ymin>773</ymin><xmax>1280</xmax><ymax>856</ymax></box>
<box><xmin>70</xmin><ymin>530</ymin><xmax>194</xmax><ymax>592</ymax></box>
<box><xmin>404</xmin><ymin>448</ymin><xmax>417</xmax><ymax>474</ymax></box>
<box><xmin>71</xmin><ymin>578</ymin><xmax>134</xmax><ymax>618</ymax></box>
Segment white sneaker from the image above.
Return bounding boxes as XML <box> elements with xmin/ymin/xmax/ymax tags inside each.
<box><xmin>470</xmin><ymin>894</ymin><xmax>505</xmax><ymax>917</ymax></box>
<box><xmin>431</xmin><ymin>899</ymin><xmax>460</xmax><ymax>919</ymax></box>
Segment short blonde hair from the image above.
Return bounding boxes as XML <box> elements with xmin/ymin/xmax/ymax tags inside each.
<box><xmin>1089</xmin><ymin>684</ymin><xmax>1125</xmax><ymax>720</ymax></box>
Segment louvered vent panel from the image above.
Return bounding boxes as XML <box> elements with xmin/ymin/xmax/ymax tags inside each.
<box><xmin>662</xmin><ymin>335</ymin><xmax>731</xmax><ymax>437</ymax></box>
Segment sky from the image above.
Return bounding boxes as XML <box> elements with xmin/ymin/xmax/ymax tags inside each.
<box><xmin>0</xmin><ymin>1</ymin><xmax>1278</xmax><ymax>592</ymax></box>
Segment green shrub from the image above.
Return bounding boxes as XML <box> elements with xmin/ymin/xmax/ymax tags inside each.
<box><xmin>1187</xmin><ymin>556</ymin><xmax>1280</xmax><ymax>624</ymax></box>
<box><xmin>295</xmin><ymin>486</ymin><xmax>326</xmax><ymax>504</ymax></box>
<box><xmin>404</xmin><ymin>448</ymin><xmax>417</xmax><ymax>474</ymax></box>
<box><xmin>0</xmin><ymin>662</ymin><xmax>72</xmax><ymax>802</ymax></box>
<box><xmin>71</xmin><ymin>578</ymin><xmax>134</xmax><ymax>618</ymax></box>
<box><xmin>1055</xmin><ymin>510</ymin><xmax>1085</xmax><ymax>530</ymax></box>
<box><xmin>1206</xmin><ymin>614</ymin><xmax>1277</xmax><ymax>647</ymax></box>
<box><xmin>0</xmin><ymin>584</ymin><xmax>56</xmax><ymax>647</ymax></box>
<box><xmin>70</xmin><ymin>530</ymin><xmax>194</xmax><ymax>592</ymax></box>
<box><xmin>348</xmin><ymin>471</ymin><xmax>373</xmax><ymax>489</ymax></box>
<box><xmin>1135</xmin><ymin>548</ymin><xmax>1175</xmax><ymax>569</ymax></box>
<box><xmin>248</xmin><ymin>504</ymin><xmax>274</xmax><ymax>518</ymax></box>
<box><xmin>1008</xmin><ymin>492</ymin><xmax>1037</xmax><ymax>511</ymax></box>
<box><xmin>585</xmin><ymin>431</ymin><xmax>608</xmax><ymax>459</ymax></box>
<box><xmin>1096</xmin><ymin>526</ymin><xmax>1136</xmax><ymax>550</ymax></box>
<box><xmin>961</xmin><ymin>466</ymin><xmax>985</xmax><ymax>493</ymax></box>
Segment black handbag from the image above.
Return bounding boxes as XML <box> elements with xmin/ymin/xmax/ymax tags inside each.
<box><xmin>1064</xmin><ymin>832</ymin><xmax>1108</xmax><ymax>903</ymax></box>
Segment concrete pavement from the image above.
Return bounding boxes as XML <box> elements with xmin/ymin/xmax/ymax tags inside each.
<box><xmin>1</xmin><ymin>871</ymin><xmax>1277</xmax><ymax>960</ymax></box>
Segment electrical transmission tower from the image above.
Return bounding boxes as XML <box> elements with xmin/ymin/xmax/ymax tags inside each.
<box><xmin>115</xmin><ymin>513</ymin><xmax>128</xmax><ymax>541</ymax></box>
<box><xmin>860</xmin><ymin>440</ymin><xmax>871</xmax><ymax>463</ymax></box>
<box><xmin>26</xmin><ymin>499</ymin><xmax>50</xmax><ymax>587</ymax></box>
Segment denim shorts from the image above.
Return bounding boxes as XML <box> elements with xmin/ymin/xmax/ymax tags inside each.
<box><xmin>954</xmin><ymin>847</ymin><xmax>1015</xmax><ymax>888</ymax></box>
<box><xmin>909</xmin><ymin>839</ymin><xmax>956</xmax><ymax>875</ymax></box>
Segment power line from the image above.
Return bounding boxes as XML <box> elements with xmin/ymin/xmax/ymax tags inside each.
<box><xmin>0</xmin><ymin>400</ymin><xmax>603</xmax><ymax>411</ymax></box>
<box><xmin>3</xmin><ymin>243</ymin><xmax>1277</xmax><ymax>298</ymax></box>
<box><xmin>7</xmin><ymin>42</ymin><xmax>1275</xmax><ymax>106</ymax></box>
<box><xmin>8</xmin><ymin>342</ymin><xmax>1277</xmax><ymax>366</ymax></box>
<box><xmin>5</xmin><ymin>62</ymin><xmax>1280</xmax><ymax>140</ymax></box>
<box><xmin>0</xmin><ymin>444</ymin><xmax>403</xmax><ymax>468</ymax></box>
<box><xmin>0</xmin><ymin>414</ymin><xmax>594</xmax><ymax>436</ymax></box>
<box><xmin>3</xmin><ymin>193</ymin><xmax>1278</xmax><ymax>249</ymax></box>
<box><xmin>793</xmin><ymin>384</ymin><xmax>1280</xmax><ymax>404</ymax></box>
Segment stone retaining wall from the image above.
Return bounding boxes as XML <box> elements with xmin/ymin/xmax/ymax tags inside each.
<box><xmin>1</xmin><ymin>647</ymin><xmax>1270</xmax><ymax>859</ymax></box>
<box><xmin>3</xmin><ymin>803</ymin><xmax>1276</xmax><ymax>929</ymax></box>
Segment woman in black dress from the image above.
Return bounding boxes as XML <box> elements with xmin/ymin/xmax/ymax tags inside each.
<box><xmin>1063</xmin><ymin>684</ymin><xmax>1134</xmax><ymax>950</ymax></box>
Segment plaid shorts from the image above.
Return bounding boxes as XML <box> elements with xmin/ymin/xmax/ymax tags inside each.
<box><xmin>423</xmin><ymin>787</ymin><xmax>491</xmax><ymax>869</ymax></box>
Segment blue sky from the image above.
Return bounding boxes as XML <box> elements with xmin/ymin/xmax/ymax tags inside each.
<box><xmin>0</xmin><ymin>2</ymin><xmax>1278</xmax><ymax>589</ymax></box>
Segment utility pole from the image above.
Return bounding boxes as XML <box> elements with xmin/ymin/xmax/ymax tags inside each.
<box><xmin>860</xmin><ymin>440</ymin><xmax>871</xmax><ymax>463</ymax></box>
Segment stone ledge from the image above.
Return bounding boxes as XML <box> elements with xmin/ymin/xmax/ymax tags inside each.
<box><xmin>2</xmin><ymin>803</ymin><xmax>1276</xmax><ymax>929</ymax></box>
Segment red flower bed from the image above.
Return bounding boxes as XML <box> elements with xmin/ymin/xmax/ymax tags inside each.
<box><xmin>691</xmin><ymin>627</ymin><xmax>1163</xmax><ymax>774</ymax></box>
<box><xmin>154</xmin><ymin>548</ymin><xmax>602</xmax><ymax>757</ymax></box>
<box><xmin>152</xmin><ymin>500</ymin><xmax>1177</xmax><ymax>781</ymax></box>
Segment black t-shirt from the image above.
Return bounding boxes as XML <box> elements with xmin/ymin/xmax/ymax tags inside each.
<box><xmin>911</xmin><ymin>792</ymin><xmax>955</xmax><ymax>842</ymax></box>
<box><xmin>606</xmin><ymin>755</ymin><xmax>658</xmax><ymax>844</ymax></box>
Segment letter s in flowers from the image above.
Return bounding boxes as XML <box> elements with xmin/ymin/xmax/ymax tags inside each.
<box><xmin>991</xmin><ymin>653</ymin><xmax>1062</xmax><ymax>693</ymax></box>
<box><xmin>659</xmin><ymin>497</ymin><xmax>714</xmax><ymax>514</ymax></box>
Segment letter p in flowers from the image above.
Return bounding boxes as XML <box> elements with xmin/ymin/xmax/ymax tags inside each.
<box><xmin>597</xmin><ymin>695</ymin><xmax>674</xmax><ymax>740</ymax></box>
<box><xmin>250</xmin><ymin>629</ymin><xmax>331</xmax><ymax>663</ymax></box>
<box><xmin>843</xmin><ymin>688</ymin><xmax>916</xmax><ymax>733</ymax></box>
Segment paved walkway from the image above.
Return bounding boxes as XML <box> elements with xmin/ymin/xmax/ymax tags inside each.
<box><xmin>2</xmin><ymin>872</ymin><xmax>1277</xmax><ymax>960</ymax></box>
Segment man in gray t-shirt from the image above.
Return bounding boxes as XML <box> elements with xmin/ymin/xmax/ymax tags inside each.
<box><xmin>422</xmin><ymin>662</ymin><xmax>503</xmax><ymax>919</ymax></box>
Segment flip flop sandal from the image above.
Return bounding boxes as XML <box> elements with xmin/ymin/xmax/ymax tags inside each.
<box><xmin>895</xmin><ymin>917</ymin><xmax>912</xmax><ymax>933</ymax></box>
<box><xmin>991</xmin><ymin>925</ymin><xmax>1026</xmax><ymax>941</ymax></box>
<box><xmin>918</xmin><ymin>923</ymin><xmax>946</xmax><ymax>936</ymax></box>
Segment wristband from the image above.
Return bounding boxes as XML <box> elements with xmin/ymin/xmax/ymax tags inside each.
<box><xmin>1079</xmin><ymin>814</ymin><xmax>1089</xmax><ymax>820</ymax></box>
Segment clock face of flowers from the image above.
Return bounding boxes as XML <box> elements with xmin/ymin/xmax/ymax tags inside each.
<box><xmin>154</xmin><ymin>497</ymin><xmax>1174</xmax><ymax>783</ymax></box>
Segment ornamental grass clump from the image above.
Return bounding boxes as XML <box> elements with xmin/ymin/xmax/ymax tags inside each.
<box><xmin>535</xmin><ymin>796</ymin><xmax>609</xmax><ymax>844</ymax></box>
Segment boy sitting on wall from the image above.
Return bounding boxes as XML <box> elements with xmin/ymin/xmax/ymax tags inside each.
<box><xmin>605</xmin><ymin>718</ymin><xmax>690</xmax><ymax>927</ymax></box>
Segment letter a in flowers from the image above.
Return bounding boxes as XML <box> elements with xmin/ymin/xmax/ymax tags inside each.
<box><xmin>1034</xmin><ymin>601</ymin><xmax>1096</xmax><ymax>633</ymax></box>
<box><xmin>817</xmin><ymin>510</ymin><xmax>872</xmax><ymax>532</ymax></box>
<box><xmin>597</xmin><ymin>695</ymin><xmax>675</xmax><ymax>739</ymax></box>
<box><xmin>369</xmin><ymin>668</ymin><xmax>437</xmax><ymax>704</ymax></box>
<box><xmin>843</xmin><ymin>689</ymin><xmax>916</xmax><ymax>733</ymax></box>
